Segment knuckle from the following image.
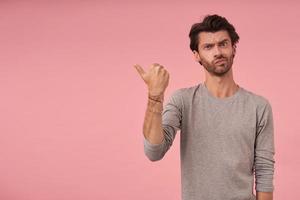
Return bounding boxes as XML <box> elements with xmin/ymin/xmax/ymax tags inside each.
<box><xmin>151</xmin><ymin>63</ymin><xmax>160</xmax><ymax>68</ymax></box>
<box><xmin>152</xmin><ymin>63</ymin><xmax>164</xmax><ymax>69</ymax></box>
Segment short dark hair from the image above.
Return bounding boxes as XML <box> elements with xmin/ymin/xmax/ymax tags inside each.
<box><xmin>189</xmin><ymin>14</ymin><xmax>240</xmax><ymax>52</ymax></box>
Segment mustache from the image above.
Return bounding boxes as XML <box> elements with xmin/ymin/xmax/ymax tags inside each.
<box><xmin>213</xmin><ymin>56</ymin><xmax>227</xmax><ymax>63</ymax></box>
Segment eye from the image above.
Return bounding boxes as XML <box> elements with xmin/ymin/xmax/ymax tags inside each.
<box><xmin>220</xmin><ymin>41</ymin><xmax>228</xmax><ymax>47</ymax></box>
<box><xmin>204</xmin><ymin>45</ymin><xmax>212</xmax><ymax>49</ymax></box>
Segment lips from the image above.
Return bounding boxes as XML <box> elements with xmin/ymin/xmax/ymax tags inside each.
<box><xmin>215</xmin><ymin>59</ymin><xmax>226</xmax><ymax>64</ymax></box>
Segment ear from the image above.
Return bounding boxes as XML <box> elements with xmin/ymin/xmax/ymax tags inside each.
<box><xmin>193</xmin><ymin>50</ymin><xmax>201</xmax><ymax>63</ymax></box>
<box><xmin>232</xmin><ymin>44</ymin><xmax>236</xmax><ymax>57</ymax></box>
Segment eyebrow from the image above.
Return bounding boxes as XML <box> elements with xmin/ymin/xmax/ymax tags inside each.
<box><xmin>202</xmin><ymin>39</ymin><xmax>230</xmax><ymax>47</ymax></box>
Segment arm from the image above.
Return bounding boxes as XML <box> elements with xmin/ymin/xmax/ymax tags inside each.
<box><xmin>143</xmin><ymin>93</ymin><xmax>165</xmax><ymax>145</ymax></box>
<box><xmin>256</xmin><ymin>191</ymin><xmax>273</xmax><ymax>200</ymax></box>
<box><xmin>143</xmin><ymin>91</ymin><xmax>182</xmax><ymax>161</ymax></box>
<box><xmin>134</xmin><ymin>63</ymin><xmax>171</xmax><ymax>161</ymax></box>
<box><xmin>142</xmin><ymin>94</ymin><xmax>166</xmax><ymax>161</ymax></box>
<box><xmin>254</xmin><ymin>101</ymin><xmax>275</xmax><ymax>199</ymax></box>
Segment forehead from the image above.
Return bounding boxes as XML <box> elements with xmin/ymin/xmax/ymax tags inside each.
<box><xmin>198</xmin><ymin>30</ymin><xmax>231</xmax><ymax>44</ymax></box>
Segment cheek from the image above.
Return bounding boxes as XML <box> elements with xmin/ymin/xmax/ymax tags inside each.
<box><xmin>225</xmin><ymin>48</ymin><xmax>234</xmax><ymax>57</ymax></box>
<box><xmin>200</xmin><ymin>52</ymin><xmax>213</xmax><ymax>63</ymax></box>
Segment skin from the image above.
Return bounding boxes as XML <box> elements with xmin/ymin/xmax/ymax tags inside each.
<box><xmin>134</xmin><ymin>63</ymin><xmax>169</xmax><ymax>145</ymax></box>
<box><xmin>134</xmin><ymin>30</ymin><xmax>273</xmax><ymax>199</ymax></box>
<box><xmin>192</xmin><ymin>30</ymin><xmax>239</xmax><ymax>99</ymax></box>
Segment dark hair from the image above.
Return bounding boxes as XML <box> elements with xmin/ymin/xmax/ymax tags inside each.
<box><xmin>189</xmin><ymin>14</ymin><xmax>240</xmax><ymax>52</ymax></box>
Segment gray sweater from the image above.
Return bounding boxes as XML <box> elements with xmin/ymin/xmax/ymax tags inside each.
<box><xmin>143</xmin><ymin>82</ymin><xmax>275</xmax><ymax>200</ymax></box>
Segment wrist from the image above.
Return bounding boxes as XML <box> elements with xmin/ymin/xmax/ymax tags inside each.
<box><xmin>147</xmin><ymin>97</ymin><xmax>163</xmax><ymax>114</ymax></box>
<box><xmin>148</xmin><ymin>92</ymin><xmax>164</xmax><ymax>102</ymax></box>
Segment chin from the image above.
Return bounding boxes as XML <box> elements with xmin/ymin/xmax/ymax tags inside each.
<box><xmin>214</xmin><ymin>67</ymin><xmax>231</xmax><ymax>76</ymax></box>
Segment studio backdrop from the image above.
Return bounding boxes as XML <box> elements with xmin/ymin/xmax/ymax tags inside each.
<box><xmin>0</xmin><ymin>0</ymin><xmax>299</xmax><ymax>199</ymax></box>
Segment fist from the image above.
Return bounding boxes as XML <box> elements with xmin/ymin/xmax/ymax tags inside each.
<box><xmin>134</xmin><ymin>63</ymin><xmax>170</xmax><ymax>96</ymax></box>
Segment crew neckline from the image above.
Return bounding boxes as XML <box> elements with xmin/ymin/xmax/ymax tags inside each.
<box><xmin>200</xmin><ymin>82</ymin><xmax>242</xmax><ymax>103</ymax></box>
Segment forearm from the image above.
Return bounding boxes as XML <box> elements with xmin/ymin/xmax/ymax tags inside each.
<box><xmin>256</xmin><ymin>191</ymin><xmax>273</xmax><ymax>200</ymax></box>
<box><xmin>143</xmin><ymin>94</ymin><xmax>164</xmax><ymax>144</ymax></box>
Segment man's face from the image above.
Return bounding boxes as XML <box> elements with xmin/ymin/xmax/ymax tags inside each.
<box><xmin>193</xmin><ymin>30</ymin><xmax>236</xmax><ymax>77</ymax></box>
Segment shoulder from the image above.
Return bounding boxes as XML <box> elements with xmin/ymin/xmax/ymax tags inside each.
<box><xmin>170</xmin><ymin>83</ymin><xmax>201</xmax><ymax>98</ymax></box>
<box><xmin>165</xmin><ymin>84</ymin><xmax>200</xmax><ymax>108</ymax></box>
<box><xmin>240</xmin><ymin>87</ymin><xmax>272</xmax><ymax>111</ymax></box>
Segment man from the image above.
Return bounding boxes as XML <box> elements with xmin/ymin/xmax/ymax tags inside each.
<box><xmin>134</xmin><ymin>14</ymin><xmax>275</xmax><ymax>200</ymax></box>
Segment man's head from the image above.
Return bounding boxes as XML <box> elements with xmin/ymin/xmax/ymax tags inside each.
<box><xmin>189</xmin><ymin>14</ymin><xmax>240</xmax><ymax>77</ymax></box>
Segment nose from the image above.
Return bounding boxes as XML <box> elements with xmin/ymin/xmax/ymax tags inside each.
<box><xmin>213</xmin><ymin>46</ymin><xmax>222</xmax><ymax>58</ymax></box>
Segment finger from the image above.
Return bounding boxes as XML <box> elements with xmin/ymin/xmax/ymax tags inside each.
<box><xmin>133</xmin><ymin>64</ymin><xmax>146</xmax><ymax>77</ymax></box>
<box><xmin>151</xmin><ymin>63</ymin><xmax>162</xmax><ymax>68</ymax></box>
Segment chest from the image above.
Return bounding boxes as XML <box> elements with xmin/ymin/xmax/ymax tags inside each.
<box><xmin>181</xmin><ymin>99</ymin><xmax>257</xmax><ymax>156</ymax></box>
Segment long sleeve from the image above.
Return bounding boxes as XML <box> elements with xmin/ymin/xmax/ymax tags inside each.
<box><xmin>144</xmin><ymin>89</ymin><xmax>183</xmax><ymax>161</ymax></box>
<box><xmin>254</xmin><ymin>100</ymin><xmax>275</xmax><ymax>192</ymax></box>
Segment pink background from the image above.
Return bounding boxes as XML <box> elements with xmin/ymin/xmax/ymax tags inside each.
<box><xmin>0</xmin><ymin>0</ymin><xmax>299</xmax><ymax>199</ymax></box>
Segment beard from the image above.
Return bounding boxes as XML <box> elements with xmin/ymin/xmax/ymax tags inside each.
<box><xmin>200</xmin><ymin>53</ymin><xmax>234</xmax><ymax>77</ymax></box>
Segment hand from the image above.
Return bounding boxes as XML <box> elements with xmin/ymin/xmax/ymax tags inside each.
<box><xmin>134</xmin><ymin>63</ymin><xmax>170</xmax><ymax>97</ymax></box>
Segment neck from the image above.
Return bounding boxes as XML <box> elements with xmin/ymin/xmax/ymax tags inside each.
<box><xmin>204</xmin><ymin>72</ymin><xmax>239</xmax><ymax>99</ymax></box>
